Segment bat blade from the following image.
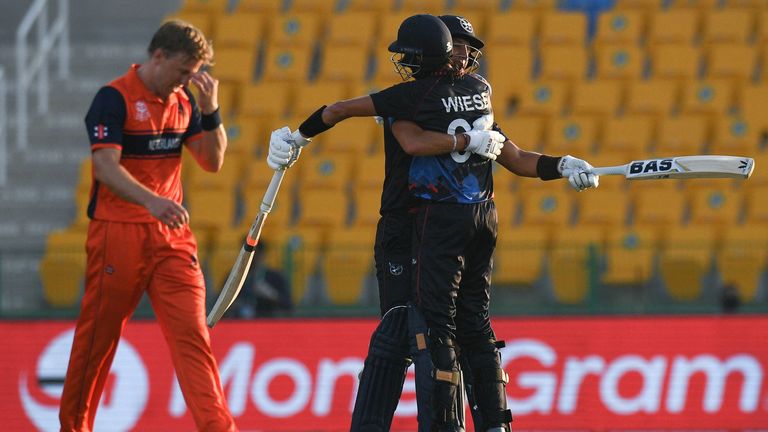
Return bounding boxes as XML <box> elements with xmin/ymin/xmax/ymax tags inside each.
<box><xmin>206</xmin><ymin>170</ymin><xmax>285</xmax><ymax>328</ymax></box>
<box><xmin>592</xmin><ymin>156</ymin><xmax>755</xmax><ymax>180</ymax></box>
<box><xmin>206</xmin><ymin>246</ymin><xmax>255</xmax><ymax>327</ymax></box>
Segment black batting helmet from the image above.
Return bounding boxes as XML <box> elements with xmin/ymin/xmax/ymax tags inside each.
<box><xmin>388</xmin><ymin>14</ymin><xmax>453</xmax><ymax>80</ymax></box>
<box><xmin>438</xmin><ymin>15</ymin><xmax>484</xmax><ymax>49</ymax></box>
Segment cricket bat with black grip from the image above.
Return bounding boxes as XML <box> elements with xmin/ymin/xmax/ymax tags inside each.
<box><xmin>207</xmin><ymin>169</ymin><xmax>285</xmax><ymax>328</ymax></box>
<box><xmin>591</xmin><ymin>155</ymin><xmax>754</xmax><ymax>180</ymax></box>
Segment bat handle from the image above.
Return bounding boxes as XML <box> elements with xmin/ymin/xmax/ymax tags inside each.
<box><xmin>591</xmin><ymin>166</ymin><xmax>627</xmax><ymax>176</ymax></box>
<box><xmin>260</xmin><ymin>169</ymin><xmax>286</xmax><ymax>213</ymax></box>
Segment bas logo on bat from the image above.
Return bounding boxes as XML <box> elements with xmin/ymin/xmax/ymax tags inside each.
<box><xmin>629</xmin><ymin>159</ymin><xmax>673</xmax><ymax>174</ymax></box>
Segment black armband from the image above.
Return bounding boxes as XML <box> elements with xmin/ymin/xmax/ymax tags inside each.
<box><xmin>201</xmin><ymin>107</ymin><xmax>222</xmax><ymax>131</ymax></box>
<box><xmin>537</xmin><ymin>154</ymin><xmax>563</xmax><ymax>181</ymax></box>
<box><xmin>298</xmin><ymin>105</ymin><xmax>332</xmax><ymax>137</ymax></box>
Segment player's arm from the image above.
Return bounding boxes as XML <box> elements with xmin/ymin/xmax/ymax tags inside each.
<box><xmin>185</xmin><ymin>71</ymin><xmax>227</xmax><ymax>172</ymax></box>
<box><xmin>92</xmin><ymin>148</ymin><xmax>189</xmax><ymax>228</ymax></box>
<box><xmin>390</xmin><ymin>120</ymin><xmax>469</xmax><ymax>156</ymax></box>
<box><xmin>495</xmin><ymin>140</ymin><xmax>540</xmax><ymax>177</ymax></box>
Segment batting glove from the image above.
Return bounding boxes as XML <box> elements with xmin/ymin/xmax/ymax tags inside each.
<box><xmin>267</xmin><ymin>127</ymin><xmax>298</xmax><ymax>171</ymax></box>
<box><xmin>558</xmin><ymin>155</ymin><xmax>599</xmax><ymax>191</ymax></box>
<box><xmin>463</xmin><ymin>130</ymin><xmax>505</xmax><ymax>160</ymax></box>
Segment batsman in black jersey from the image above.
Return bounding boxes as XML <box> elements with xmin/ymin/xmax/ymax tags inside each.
<box><xmin>267</xmin><ymin>14</ymin><xmax>505</xmax><ymax>432</ymax></box>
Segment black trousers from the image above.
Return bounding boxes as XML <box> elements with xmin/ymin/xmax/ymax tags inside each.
<box><xmin>374</xmin><ymin>211</ymin><xmax>414</xmax><ymax>315</ymax></box>
<box><xmin>411</xmin><ymin>199</ymin><xmax>498</xmax><ymax>344</ymax></box>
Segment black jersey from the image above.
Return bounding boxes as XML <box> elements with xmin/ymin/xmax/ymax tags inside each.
<box><xmin>371</xmin><ymin>73</ymin><xmax>495</xmax><ymax>206</ymax></box>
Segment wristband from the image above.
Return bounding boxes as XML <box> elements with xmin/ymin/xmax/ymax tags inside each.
<box><xmin>201</xmin><ymin>107</ymin><xmax>222</xmax><ymax>131</ymax></box>
<box><xmin>298</xmin><ymin>105</ymin><xmax>332</xmax><ymax>138</ymax></box>
<box><xmin>451</xmin><ymin>134</ymin><xmax>457</xmax><ymax>152</ymax></box>
<box><xmin>537</xmin><ymin>155</ymin><xmax>562</xmax><ymax>181</ymax></box>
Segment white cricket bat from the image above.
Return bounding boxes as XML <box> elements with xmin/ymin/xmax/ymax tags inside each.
<box><xmin>207</xmin><ymin>169</ymin><xmax>285</xmax><ymax>328</ymax></box>
<box><xmin>591</xmin><ymin>155</ymin><xmax>754</xmax><ymax>180</ymax></box>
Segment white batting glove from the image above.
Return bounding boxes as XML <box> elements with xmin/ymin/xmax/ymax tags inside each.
<box><xmin>558</xmin><ymin>155</ymin><xmax>599</xmax><ymax>191</ymax></box>
<box><xmin>463</xmin><ymin>130</ymin><xmax>505</xmax><ymax>161</ymax></box>
<box><xmin>267</xmin><ymin>127</ymin><xmax>298</xmax><ymax>171</ymax></box>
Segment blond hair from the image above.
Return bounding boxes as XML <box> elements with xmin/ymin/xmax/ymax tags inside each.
<box><xmin>148</xmin><ymin>20</ymin><xmax>214</xmax><ymax>66</ymax></box>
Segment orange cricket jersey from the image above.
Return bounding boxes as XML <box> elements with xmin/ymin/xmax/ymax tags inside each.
<box><xmin>85</xmin><ymin>64</ymin><xmax>203</xmax><ymax>223</ymax></box>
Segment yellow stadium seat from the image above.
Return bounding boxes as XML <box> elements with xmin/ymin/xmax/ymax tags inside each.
<box><xmin>680</xmin><ymin>79</ymin><xmax>734</xmax><ymax>117</ymax></box>
<box><xmin>669</xmin><ymin>0</ymin><xmax>719</xmax><ymax>11</ymax></box>
<box><xmin>632</xmin><ymin>187</ymin><xmax>686</xmax><ymax>233</ymax></box>
<box><xmin>186</xmin><ymin>187</ymin><xmax>237</xmax><ymax>231</ymax></box>
<box><xmin>40</xmin><ymin>228</ymin><xmax>87</xmax><ymax>308</ymax></box>
<box><xmin>326</xmin><ymin>11</ymin><xmax>377</xmax><ymax>47</ymax></box>
<box><xmin>345</xmin><ymin>0</ymin><xmax>395</xmax><ymax>13</ymax></box>
<box><xmin>234</xmin><ymin>0</ymin><xmax>282</xmax><ymax>14</ymax></box>
<box><xmin>599</xmin><ymin>114</ymin><xmax>654</xmax><ymax>158</ymax></box>
<box><xmin>72</xmin><ymin>190</ymin><xmax>91</xmax><ymax>229</ymax></box>
<box><xmin>164</xmin><ymin>11</ymin><xmax>213</xmax><ymax>36</ymax></box>
<box><xmin>742</xmin><ymin>153</ymin><xmax>768</xmax><ymax>191</ymax></box>
<box><xmin>398</xmin><ymin>0</ymin><xmax>445</xmax><ymax>14</ymax></box>
<box><xmin>539</xmin><ymin>45</ymin><xmax>589</xmax><ymax>82</ymax></box>
<box><xmin>351</xmin><ymin>187</ymin><xmax>382</xmax><ymax>228</ymax></box>
<box><xmin>299</xmin><ymin>153</ymin><xmax>355</xmax><ymax>190</ymax></box>
<box><xmin>709</xmin><ymin>116</ymin><xmax>761</xmax><ymax>156</ymax></box>
<box><xmin>625</xmin><ymin>79</ymin><xmax>679</xmax><ymax>118</ymax></box>
<box><xmin>451</xmin><ymin>0</ymin><xmax>500</xmax><ymax>13</ymax></box>
<box><xmin>321</xmin><ymin>226</ymin><xmax>376</xmax><ymax>305</ymax></box>
<box><xmin>744</xmin><ymin>185</ymin><xmax>768</xmax><ymax>225</ymax></box>
<box><xmin>758</xmin><ymin>9</ymin><xmax>768</xmax><ymax>45</ymax></box>
<box><xmin>485</xmin><ymin>46</ymin><xmax>535</xmax><ymax>111</ymax></box>
<box><xmin>647</xmin><ymin>9</ymin><xmax>699</xmax><ymax>46</ymax></box>
<box><xmin>594</xmin><ymin>10</ymin><xmax>645</xmax><ymax>47</ymax></box>
<box><xmin>571</xmin><ymin>80</ymin><xmax>623</xmax><ymax>117</ymax></box>
<box><xmin>485</xmin><ymin>11</ymin><xmax>538</xmax><ymax>46</ymax></box>
<box><xmin>316</xmin><ymin>45</ymin><xmax>370</xmax><ymax>82</ymax></box>
<box><xmin>601</xmin><ymin>226</ymin><xmax>658</xmax><ymax>286</ymax></box>
<box><xmin>493</xmin><ymin>188</ymin><xmax>518</xmax><ymax>228</ymax></box>
<box><xmin>499</xmin><ymin>114</ymin><xmax>545</xmax><ymax>151</ymax></box>
<box><xmin>717</xmin><ymin>225</ymin><xmax>768</xmax><ymax>302</ymax></box>
<box><xmin>186</xmin><ymin>157</ymin><xmax>241</xmax><ymax>190</ymax></box>
<box><xmin>261</xmin><ymin>45</ymin><xmax>312</xmax><ymax>82</ymax></box>
<box><xmin>291</xmin><ymin>81</ymin><xmax>348</xmax><ymax>119</ymax></box>
<box><xmin>510</xmin><ymin>0</ymin><xmax>557</xmax><ymax>14</ymax></box>
<box><xmin>658</xmin><ymin>225</ymin><xmax>717</xmax><ymax>301</ymax></box>
<box><xmin>320</xmin><ymin>118</ymin><xmax>377</xmax><ymax>155</ymax></box>
<box><xmin>239</xmin><ymin>186</ymin><xmax>294</xmax><ymax>232</ymax></box>
<box><xmin>594</xmin><ymin>44</ymin><xmax>646</xmax><ymax>82</ymax></box>
<box><xmin>739</xmin><ymin>83</ymin><xmax>768</xmax><ymax>134</ymax></box>
<box><xmin>576</xmin><ymin>188</ymin><xmax>630</xmax><ymax>230</ymax></box>
<box><xmin>688</xmin><ymin>187</ymin><xmax>743</xmax><ymax>237</ymax></box>
<box><xmin>650</xmin><ymin>44</ymin><xmax>702</xmax><ymax>82</ymax></box>
<box><xmin>227</xmin><ymin>115</ymin><xmax>264</xmax><ymax>158</ymax></box>
<box><xmin>701</xmin><ymin>9</ymin><xmax>753</xmax><ymax>46</ymax></box>
<box><xmin>515</xmin><ymin>80</ymin><xmax>568</xmax><ymax>118</ymax></box>
<box><xmin>706</xmin><ymin>44</ymin><xmax>758</xmax><ymax>85</ymax></box>
<box><xmin>371</xmin><ymin>46</ymin><xmax>401</xmax><ymax>83</ymax></box>
<box><xmin>654</xmin><ymin>114</ymin><xmax>708</xmax><ymax>156</ymax></box>
<box><xmin>493</xmin><ymin>225</ymin><xmax>549</xmax><ymax>286</ymax></box>
<box><xmin>295</xmin><ymin>189</ymin><xmax>350</xmax><ymax>231</ymax></box>
<box><xmin>579</xmin><ymin>152</ymin><xmax>628</xmax><ymax>191</ymax></box>
<box><xmin>519</xmin><ymin>189</ymin><xmax>574</xmax><ymax>232</ymax></box>
<box><xmin>544</xmin><ymin>115</ymin><xmax>598</xmax><ymax>155</ymax></box>
<box><xmin>264</xmin><ymin>227</ymin><xmax>325</xmax><ymax>304</ymax></box>
<box><xmin>287</xmin><ymin>0</ymin><xmax>337</xmax><ymax>18</ymax></box>
<box><xmin>540</xmin><ymin>11</ymin><xmax>587</xmax><ymax>46</ymax></box>
<box><xmin>240</xmin><ymin>80</ymin><xmax>292</xmax><ymax>119</ymax></box>
<box><xmin>212</xmin><ymin>46</ymin><xmax>257</xmax><ymax>85</ymax></box>
<box><xmin>547</xmin><ymin>225</ymin><xmax>605</xmax><ymax>304</ymax></box>
<box><xmin>268</xmin><ymin>13</ymin><xmax>322</xmax><ymax>47</ymax></box>
<box><xmin>213</xmin><ymin>12</ymin><xmax>263</xmax><ymax>49</ymax></box>
<box><xmin>354</xmin><ymin>152</ymin><xmax>386</xmax><ymax>190</ymax></box>
<box><xmin>377</xmin><ymin>12</ymin><xmax>413</xmax><ymax>46</ymax></box>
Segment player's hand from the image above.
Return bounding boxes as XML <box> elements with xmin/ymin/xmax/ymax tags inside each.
<box><xmin>462</xmin><ymin>130</ymin><xmax>505</xmax><ymax>160</ymax></box>
<box><xmin>559</xmin><ymin>155</ymin><xmax>599</xmax><ymax>191</ymax></box>
<box><xmin>146</xmin><ymin>196</ymin><xmax>189</xmax><ymax>229</ymax></box>
<box><xmin>267</xmin><ymin>127</ymin><xmax>299</xmax><ymax>170</ymax></box>
<box><xmin>189</xmin><ymin>71</ymin><xmax>219</xmax><ymax>115</ymax></box>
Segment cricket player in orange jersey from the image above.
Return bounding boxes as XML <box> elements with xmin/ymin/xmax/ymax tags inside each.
<box><xmin>59</xmin><ymin>20</ymin><xmax>237</xmax><ymax>431</ymax></box>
